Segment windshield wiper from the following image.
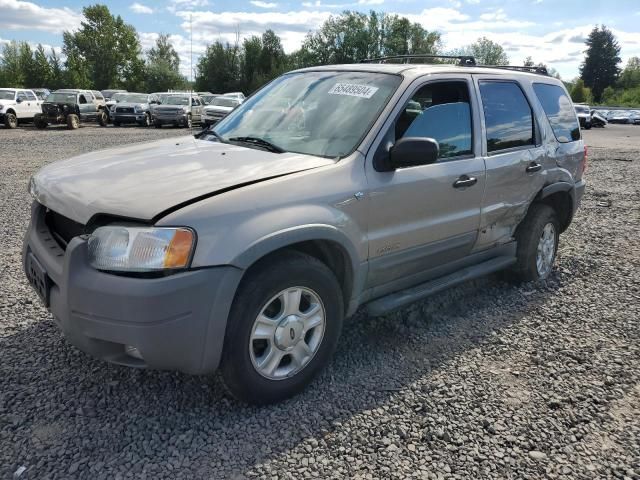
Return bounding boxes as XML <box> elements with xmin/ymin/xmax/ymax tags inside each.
<box><xmin>228</xmin><ymin>136</ymin><xmax>285</xmax><ymax>153</ymax></box>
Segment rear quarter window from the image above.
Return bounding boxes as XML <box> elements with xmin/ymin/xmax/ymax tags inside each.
<box><xmin>533</xmin><ymin>83</ymin><xmax>580</xmax><ymax>143</ymax></box>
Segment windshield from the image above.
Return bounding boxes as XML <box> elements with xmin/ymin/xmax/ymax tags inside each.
<box><xmin>163</xmin><ymin>95</ymin><xmax>189</xmax><ymax>106</ymax></box>
<box><xmin>201</xmin><ymin>95</ymin><xmax>217</xmax><ymax>104</ymax></box>
<box><xmin>210</xmin><ymin>71</ymin><xmax>401</xmax><ymax>158</ymax></box>
<box><xmin>123</xmin><ymin>94</ymin><xmax>148</xmax><ymax>103</ymax></box>
<box><xmin>47</xmin><ymin>92</ymin><xmax>76</xmax><ymax>103</ymax></box>
<box><xmin>111</xmin><ymin>93</ymin><xmax>127</xmax><ymax>102</ymax></box>
<box><xmin>212</xmin><ymin>97</ymin><xmax>239</xmax><ymax>107</ymax></box>
<box><xmin>0</xmin><ymin>90</ymin><xmax>15</xmax><ymax>100</ymax></box>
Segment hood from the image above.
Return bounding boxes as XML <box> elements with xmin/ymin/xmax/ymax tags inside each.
<box><xmin>116</xmin><ymin>102</ymin><xmax>147</xmax><ymax>109</ymax></box>
<box><xmin>32</xmin><ymin>135</ymin><xmax>334</xmax><ymax>225</ymax></box>
<box><xmin>205</xmin><ymin>105</ymin><xmax>234</xmax><ymax>113</ymax></box>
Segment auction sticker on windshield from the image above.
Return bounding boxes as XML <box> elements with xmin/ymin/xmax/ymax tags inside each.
<box><xmin>328</xmin><ymin>83</ymin><xmax>379</xmax><ymax>99</ymax></box>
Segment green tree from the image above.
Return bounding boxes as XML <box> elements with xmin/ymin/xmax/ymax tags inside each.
<box><xmin>618</xmin><ymin>56</ymin><xmax>640</xmax><ymax>89</ymax></box>
<box><xmin>31</xmin><ymin>44</ymin><xmax>52</xmax><ymax>87</ymax></box>
<box><xmin>580</xmin><ymin>25</ymin><xmax>621</xmax><ymax>102</ymax></box>
<box><xmin>49</xmin><ymin>48</ymin><xmax>65</xmax><ymax>89</ymax></box>
<box><xmin>195</xmin><ymin>41</ymin><xmax>241</xmax><ymax>93</ymax></box>
<box><xmin>63</xmin><ymin>4</ymin><xmax>144</xmax><ymax>89</ymax></box>
<box><xmin>1</xmin><ymin>41</ymin><xmax>25</xmax><ymax>86</ymax></box>
<box><xmin>464</xmin><ymin>37</ymin><xmax>509</xmax><ymax>65</ymax></box>
<box><xmin>570</xmin><ymin>78</ymin><xmax>588</xmax><ymax>103</ymax></box>
<box><xmin>145</xmin><ymin>35</ymin><xmax>185</xmax><ymax>92</ymax></box>
<box><xmin>298</xmin><ymin>11</ymin><xmax>440</xmax><ymax>66</ymax></box>
<box><xmin>148</xmin><ymin>34</ymin><xmax>180</xmax><ymax>71</ymax></box>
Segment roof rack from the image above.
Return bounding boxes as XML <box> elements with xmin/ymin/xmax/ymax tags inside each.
<box><xmin>478</xmin><ymin>65</ymin><xmax>549</xmax><ymax>76</ymax></box>
<box><xmin>360</xmin><ymin>54</ymin><xmax>477</xmax><ymax>66</ymax></box>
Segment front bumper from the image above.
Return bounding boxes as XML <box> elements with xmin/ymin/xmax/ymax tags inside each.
<box><xmin>22</xmin><ymin>202</ymin><xmax>242</xmax><ymax>375</ymax></box>
<box><xmin>113</xmin><ymin>113</ymin><xmax>147</xmax><ymax>124</ymax></box>
<box><xmin>153</xmin><ymin>113</ymin><xmax>189</xmax><ymax>126</ymax></box>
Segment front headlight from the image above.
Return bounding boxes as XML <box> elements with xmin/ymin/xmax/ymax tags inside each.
<box><xmin>87</xmin><ymin>226</ymin><xmax>195</xmax><ymax>272</ymax></box>
<box><xmin>135</xmin><ymin>105</ymin><xmax>143</xmax><ymax>113</ymax></box>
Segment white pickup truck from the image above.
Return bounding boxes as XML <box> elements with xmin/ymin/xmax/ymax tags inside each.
<box><xmin>0</xmin><ymin>88</ymin><xmax>43</xmax><ymax>128</ymax></box>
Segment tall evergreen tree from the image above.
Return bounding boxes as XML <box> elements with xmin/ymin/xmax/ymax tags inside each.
<box><xmin>1</xmin><ymin>41</ymin><xmax>25</xmax><ymax>86</ymax></box>
<box><xmin>49</xmin><ymin>48</ymin><xmax>65</xmax><ymax>89</ymax></box>
<box><xmin>580</xmin><ymin>25</ymin><xmax>621</xmax><ymax>102</ymax></box>
<box><xmin>145</xmin><ymin>34</ymin><xmax>185</xmax><ymax>92</ymax></box>
<box><xmin>32</xmin><ymin>44</ymin><xmax>52</xmax><ymax>87</ymax></box>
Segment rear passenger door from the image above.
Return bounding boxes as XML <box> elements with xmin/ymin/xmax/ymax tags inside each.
<box><xmin>77</xmin><ymin>94</ymin><xmax>93</xmax><ymax>120</ymax></box>
<box><xmin>365</xmin><ymin>75</ymin><xmax>486</xmax><ymax>291</ymax></box>
<box><xmin>15</xmin><ymin>91</ymin><xmax>30</xmax><ymax>119</ymax></box>
<box><xmin>25</xmin><ymin>91</ymin><xmax>40</xmax><ymax>117</ymax></box>
<box><xmin>472</xmin><ymin>77</ymin><xmax>546</xmax><ymax>250</ymax></box>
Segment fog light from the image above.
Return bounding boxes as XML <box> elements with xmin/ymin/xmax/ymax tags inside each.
<box><xmin>125</xmin><ymin>345</ymin><xmax>143</xmax><ymax>360</ymax></box>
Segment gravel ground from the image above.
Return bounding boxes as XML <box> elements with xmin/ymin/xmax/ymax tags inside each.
<box><xmin>1</xmin><ymin>124</ymin><xmax>639</xmax><ymax>479</ymax></box>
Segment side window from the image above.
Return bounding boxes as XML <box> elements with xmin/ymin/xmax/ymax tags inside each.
<box><xmin>26</xmin><ymin>91</ymin><xmax>37</xmax><ymax>101</ymax></box>
<box><xmin>479</xmin><ymin>81</ymin><xmax>534</xmax><ymax>153</ymax></box>
<box><xmin>79</xmin><ymin>95</ymin><xmax>87</xmax><ymax>104</ymax></box>
<box><xmin>17</xmin><ymin>92</ymin><xmax>27</xmax><ymax>101</ymax></box>
<box><xmin>532</xmin><ymin>83</ymin><xmax>580</xmax><ymax>143</ymax></box>
<box><xmin>192</xmin><ymin>98</ymin><xmax>200</xmax><ymax>106</ymax></box>
<box><xmin>396</xmin><ymin>81</ymin><xmax>473</xmax><ymax>159</ymax></box>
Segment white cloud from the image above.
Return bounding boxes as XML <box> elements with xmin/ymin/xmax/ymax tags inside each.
<box><xmin>250</xmin><ymin>0</ymin><xmax>278</xmax><ymax>7</ymax></box>
<box><xmin>167</xmin><ymin>0</ymin><xmax>210</xmax><ymax>12</ymax></box>
<box><xmin>358</xmin><ymin>0</ymin><xmax>384</xmax><ymax>4</ymax></box>
<box><xmin>130</xmin><ymin>2</ymin><xmax>154</xmax><ymax>14</ymax></box>
<box><xmin>0</xmin><ymin>0</ymin><xmax>82</xmax><ymax>33</ymax></box>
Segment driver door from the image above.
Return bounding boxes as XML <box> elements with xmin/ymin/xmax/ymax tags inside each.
<box><xmin>365</xmin><ymin>75</ymin><xmax>486</xmax><ymax>292</ymax></box>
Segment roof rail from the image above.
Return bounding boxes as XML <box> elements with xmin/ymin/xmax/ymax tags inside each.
<box><xmin>477</xmin><ymin>65</ymin><xmax>549</xmax><ymax>76</ymax></box>
<box><xmin>360</xmin><ymin>54</ymin><xmax>476</xmax><ymax>66</ymax></box>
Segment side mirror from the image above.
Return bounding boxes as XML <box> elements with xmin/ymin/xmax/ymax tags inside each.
<box><xmin>388</xmin><ymin>137</ymin><xmax>439</xmax><ymax>169</ymax></box>
<box><xmin>16</xmin><ymin>97</ymin><xmax>23</xmax><ymax>103</ymax></box>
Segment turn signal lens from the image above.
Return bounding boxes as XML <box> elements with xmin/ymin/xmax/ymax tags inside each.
<box><xmin>164</xmin><ymin>229</ymin><xmax>194</xmax><ymax>268</ymax></box>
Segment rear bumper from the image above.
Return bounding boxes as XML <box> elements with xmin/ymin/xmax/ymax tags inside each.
<box><xmin>22</xmin><ymin>202</ymin><xmax>243</xmax><ymax>375</ymax></box>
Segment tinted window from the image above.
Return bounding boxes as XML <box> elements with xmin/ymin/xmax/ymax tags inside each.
<box><xmin>533</xmin><ymin>83</ymin><xmax>580</xmax><ymax>143</ymax></box>
<box><xmin>479</xmin><ymin>82</ymin><xmax>534</xmax><ymax>153</ymax></box>
<box><xmin>396</xmin><ymin>81</ymin><xmax>473</xmax><ymax>159</ymax></box>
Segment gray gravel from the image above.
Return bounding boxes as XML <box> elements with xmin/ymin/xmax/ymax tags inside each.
<box><xmin>1</xmin><ymin>124</ymin><xmax>639</xmax><ymax>479</ymax></box>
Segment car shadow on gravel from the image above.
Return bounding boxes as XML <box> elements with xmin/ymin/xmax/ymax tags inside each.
<box><xmin>0</xmin><ymin>259</ymin><xmax>596</xmax><ymax>478</ymax></box>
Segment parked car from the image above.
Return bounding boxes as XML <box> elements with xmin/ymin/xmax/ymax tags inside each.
<box><xmin>202</xmin><ymin>95</ymin><xmax>243</xmax><ymax>126</ymax></box>
<box><xmin>0</xmin><ymin>88</ymin><xmax>42</xmax><ymax>128</ymax></box>
<box><xmin>201</xmin><ymin>94</ymin><xmax>220</xmax><ymax>105</ymax></box>
<box><xmin>223</xmin><ymin>92</ymin><xmax>245</xmax><ymax>101</ymax></box>
<box><xmin>152</xmin><ymin>93</ymin><xmax>203</xmax><ymax>128</ymax></box>
<box><xmin>574</xmin><ymin>104</ymin><xmax>591</xmax><ymax>129</ymax></box>
<box><xmin>629</xmin><ymin>110</ymin><xmax>640</xmax><ymax>125</ymax></box>
<box><xmin>31</xmin><ymin>88</ymin><xmax>50</xmax><ymax>100</ymax></box>
<box><xmin>105</xmin><ymin>92</ymin><xmax>128</xmax><ymax>122</ymax></box>
<box><xmin>590</xmin><ymin>110</ymin><xmax>607</xmax><ymax>128</ymax></box>
<box><xmin>101</xmin><ymin>89</ymin><xmax>127</xmax><ymax>101</ymax></box>
<box><xmin>608</xmin><ymin>110</ymin><xmax>631</xmax><ymax>124</ymax></box>
<box><xmin>34</xmin><ymin>89</ymin><xmax>107</xmax><ymax>129</ymax></box>
<box><xmin>24</xmin><ymin>59</ymin><xmax>586</xmax><ymax>404</ymax></box>
<box><xmin>112</xmin><ymin>93</ymin><xmax>162</xmax><ymax>127</ymax></box>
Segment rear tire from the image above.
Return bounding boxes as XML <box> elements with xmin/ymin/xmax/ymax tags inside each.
<box><xmin>509</xmin><ymin>203</ymin><xmax>560</xmax><ymax>282</ymax></box>
<box><xmin>66</xmin><ymin>114</ymin><xmax>79</xmax><ymax>130</ymax></box>
<box><xmin>4</xmin><ymin>112</ymin><xmax>18</xmax><ymax>129</ymax></box>
<box><xmin>34</xmin><ymin>114</ymin><xmax>48</xmax><ymax>129</ymax></box>
<box><xmin>220</xmin><ymin>251</ymin><xmax>344</xmax><ymax>405</ymax></box>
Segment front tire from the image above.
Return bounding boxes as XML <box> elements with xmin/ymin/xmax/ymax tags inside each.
<box><xmin>66</xmin><ymin>114</ymin><xmax>79</xmax><ymax>130</ymax></box>
<box><xmin>4</xmin><ymin>112</ymin><xmax>18</xmax><ymax>129</ymax></box>
<box><xmin>97</xmin><ymin>110</ymin><xmax>107</xmax><ymax>127</ymax></box>
<box><xmin>34</xmin><ymin>114</ymin><xmax>48</xmax><ymax>129</ymax></box>
<box><xmin>510</xmin><ymin>203</ymin><xmax>560</xmax><ymax>282</ymax></box>
<box><xmin>220</xmin><ymin>251</ymin><xmax>344</xmax><ymax>405</ymax></box>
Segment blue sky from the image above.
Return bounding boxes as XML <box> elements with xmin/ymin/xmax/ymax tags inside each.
<box><xmin>1</xmin><ymin>0</ymin><xmax>640</xmax><ymax>80</ymax></box>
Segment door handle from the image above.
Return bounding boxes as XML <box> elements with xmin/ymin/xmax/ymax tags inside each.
<box><xmin>526</xmin><ymin>162</ymin><xmax>542</xmax><ymax>173</ymax></box>
<box><xmin>453</xmin><ymin>175</ymin><xmax>478</xmax><ymax>188</ymax></box>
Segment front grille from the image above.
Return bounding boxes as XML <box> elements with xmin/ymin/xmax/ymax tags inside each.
<box><xmin>44</xmin><ymin>105</ymin><xmax>60</xmax><ymax>115</ymax></box>
<box><xmin>44</xmin><ymin>209</ymin><xmax>85</xmax><ymax>250</ymax></box>
<box><xmin>116</xmin><ymin>107</ymin><xmax>134</xmax><ymax>114</ymax></box>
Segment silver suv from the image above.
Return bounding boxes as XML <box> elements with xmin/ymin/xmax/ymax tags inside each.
<box><xmin>24</xmin><ymin>57</ymin><xmax>586</xmax><ymax>404</ymax></box>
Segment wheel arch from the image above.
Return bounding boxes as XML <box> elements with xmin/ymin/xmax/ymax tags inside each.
<box><xmin>232</xmin><ymin>225</ymin><xmax>362</xmax><ymax>315</ymax></box>
<box><xmin>533</xmin><ymin>182</ymin><xmax>575</xmax><ymax>233</ymax></box>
